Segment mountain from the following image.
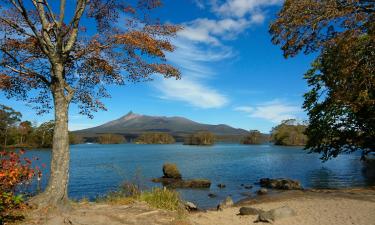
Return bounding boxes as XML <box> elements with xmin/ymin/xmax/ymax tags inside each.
<box><xmin>75</xmin><ymin>111</ymin><xmax>249</xmax><ymax>140</ymax></box>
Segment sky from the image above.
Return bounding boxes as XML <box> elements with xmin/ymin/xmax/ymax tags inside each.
<box><xmin>0</xmin><ymin>0</ymin><xmax>316</xmax><ymax>133</ymax></box>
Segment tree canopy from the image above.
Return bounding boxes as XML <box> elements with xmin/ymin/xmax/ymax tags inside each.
<box><xmin>0</xmin><ymin>0</ymin><xmax>181</xmax><ymax>207</ymax></box>
<box><xmin>270</xmin><ymin>0</ymin><xmax>374</xmax><ymax>159</ymax></box>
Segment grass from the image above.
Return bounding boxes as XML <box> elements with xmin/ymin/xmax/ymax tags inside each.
<box><xmin>139</xmin><ymin>187</ymin><xmax>181</xmax><ymax>211</ymax></box>
<box><xmin>95</xmin><ymin>183</ymin><xmax>183</xmax><ymax>211</ymax></box>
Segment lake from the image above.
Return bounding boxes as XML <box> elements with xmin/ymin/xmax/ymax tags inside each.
<box><xmin>25</xmin><ymin>143</ymin><xmax>374</xmax><ymax>209</ymax></box>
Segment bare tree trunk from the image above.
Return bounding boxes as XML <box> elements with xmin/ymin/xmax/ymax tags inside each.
<box><xmin>4</xmin><ymin>126</ymin><xmax>8</xmax><ymax>148</ymax></box>
<box><xmin>31</xmin><ymin>65</ymin><xmax>71</xmax><ymax>209</ymax></box>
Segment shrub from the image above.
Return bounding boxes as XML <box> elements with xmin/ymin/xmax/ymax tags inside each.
<box><xmin>0</xmin><ymin>149</ymin><xmax>40</xmax><ymax>221</ymax></box>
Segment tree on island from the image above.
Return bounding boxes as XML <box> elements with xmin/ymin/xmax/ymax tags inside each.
<box><xmin>271</xmin><ymin>119</ymin><xmax>308</xmax><ymax>146</ymax></box>
<box><xmin>270</xmin><ymin>0</ymin><xmax>374</xmax><ymax>159</ymax></box>
<box><xmin>98</xmin><ymin>134</ymin><xmax>125</xmax><ymax>144</ymax></box>
<box><xmin>135</xmin><ymin>132</ymin><xmax>175</xmax><ymax>144</ymax></box>
<box><xmin>241</xmin><ymin>130</ymin><xmax>268</xmax><ymax>145</ymax></box>
<box><xmin>184</xmin><ymin>131</ymin><xmax>215</xmax><ymax>146</ymax></box>
<box><xmin>0</xmin><ymin>0</ymin><xmax>180</xmax><ymax>208</ymax></box>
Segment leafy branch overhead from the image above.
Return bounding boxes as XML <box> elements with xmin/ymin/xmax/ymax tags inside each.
<box><xmin>0</xmin><ymin>0</ymin><xmax>181</xmax><ymax>117</ymax></box>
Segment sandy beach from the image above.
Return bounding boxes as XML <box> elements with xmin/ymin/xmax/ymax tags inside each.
<box><xmin>189</xmin><ymin>189</ymin><xmax>375</xmax><ymax>225</ymax></box>
<box><xmin>20</xmin><ymin>188</ymin><xmax>375</xmax><ymax>225</ymax></box>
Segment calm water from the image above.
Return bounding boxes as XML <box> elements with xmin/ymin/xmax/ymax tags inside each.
<box><xmin>25</xmin><ymin>143</ymin><xmax>374</xmax><ymax>209</ymax></box>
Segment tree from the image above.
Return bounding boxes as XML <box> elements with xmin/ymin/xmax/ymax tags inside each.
<box><xmin>242</xmin><ymin>130</ymin><xmax>268</xmax><ymax>145</ymax></box>
<box><xmin>18</xmin><ymin>121</ymin><xmax>33</xmax><ymax>145</ymax></box>
<box><xmin>0</xmin><ymin>0</ymin><xmax>180</xmax><ymax>208</ymax></box>
<box><xmin>271</xmin><ymin>119</ymin><xmax>308</xmax><ymax>146</ymax></box>
<box><xmin>33</xmin><ymin>120</ymin><xmax>55</xmax><ymax>148</ymax></box>
<box><xmin>303</xmin><ymin>35</ymin><xmax>374</xmax><ymax>159</ymax></box>
<box><xmin>270</xmin><ymin>0</ymin><xmax>374</xmax><ymax>159</ymax></box>
<box><xmin>0</xmin><ymin>105</ymin><xmax>21</xmax><ymax>147</ymax></box>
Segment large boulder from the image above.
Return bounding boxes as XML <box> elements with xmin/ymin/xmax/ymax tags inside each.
<box><xmin>259</xmin><ymin>178</ymin><xmax>302</xmax><ymax>190</ymax></box>
<box><xmin>217</xmin><ymin>196</ymin><xmax>233</xmax><ymax>211</ymax></box>
<box><xmin>255</xmin><ymin>206</ymin><xmax>296</xmax><ymax>223</ymax></box>
<box><xmin>162</xmin><ymin>163</ymin><xmax>182</xmax><ymax>179</ymax></box>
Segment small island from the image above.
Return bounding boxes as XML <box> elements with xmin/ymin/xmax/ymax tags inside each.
<box><xmin>241</xmin><ymin>130</ymin><xmax>269</xmax><ymax>145</ymax></box>
<box><xmin>134</xmin><ymin>132</ymin><xmax>175</xmax><ymax>144</ymax></box>
<box><xmin>184</xmin><ymin>131</ymin><xmax>215</xmax><ymax>146</ymax></box>
<box><xmin>271</xmin><ymin>119</ymin><xmax>308</xmax><ymax>146</ymax></box>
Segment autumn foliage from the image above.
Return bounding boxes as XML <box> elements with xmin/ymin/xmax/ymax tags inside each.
<box><xmin>0</xmin><ymin>150</ymin><xmax>40</xmax><ymax>220</ymax></box>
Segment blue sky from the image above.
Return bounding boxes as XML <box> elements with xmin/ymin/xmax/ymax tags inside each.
<box><xmin>0</xmin><ymin>0</ymin><xmax>316</xmax><ymax>133</ymax></box>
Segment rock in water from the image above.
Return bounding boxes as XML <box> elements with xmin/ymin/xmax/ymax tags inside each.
<box><xmin>162</xmin><ymin>163</ymin><xmax>182</xmax><ymax>179</ymax></box>
<box><xmin>184</xmin><ymin>201</ymin><xmax>198</xmax><ymax>211</ymax></box>
<box><xmin>217</xmin><ymin>183</ymin><xmax>226</xmax><ymax>188</ymax></box>
<box><xmin>217</xmin><ymin>196</ymin><xmax>234</xmax><ymax>211</ymax></box>
<box><xmin>257</xmin><ymin>188</ymin><xmax>268</xmax><ymax>195</ymax></box>
<box><xmin>256</xmin><ymin>206</ymin><xmax>296</xmax><ymax>223</ymax></box>
<box><xmin>208</xmin><ymin>193</ymin><xmax>217</xmax><ymax>198</ymax></box>
<box><xmin>239</xmin><ymin>207</ymin><xmax>263</xmax><ymax>215</ymax></box>
<box><xmin>259</xmin><ymin>178</ymin><xmax>302</xmax><ymax>190</ymax></box>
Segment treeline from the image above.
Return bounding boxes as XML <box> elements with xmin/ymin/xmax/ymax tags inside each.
<box><xmin>135</xmin><ymin>132</ymin><xmax>175</xmax><ymax>144</ymax></box>
<box><xmin>271</xmin><ymin>119</ymin><xmax>308</xmax><ymax>146</ymax></box>
<box><xmin>97</xmin><ymin>134</ymin><xmax>125</xmax><ymax>144</ymax></box>
<box><xmin>184</xmin><ymin>131</ymin><xmax>215</xmax><ymax>146</ymax></box>
<box><xmin>0</xmin><ymin>104</ymin><xmax>83</xmax><ymax>148</ymax></box>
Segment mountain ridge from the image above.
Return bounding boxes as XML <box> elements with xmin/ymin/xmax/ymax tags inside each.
<box><xmin>75</xmin><ymin>111</ymin><xmax>249</xmax><ymax>138</ymax></box>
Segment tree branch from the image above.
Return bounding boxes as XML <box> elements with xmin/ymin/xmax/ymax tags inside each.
<box><xmin>14</xmin><ymin>0</ymin><xmax>50</xmax><ymax>55</ymax></box>
<box><xmin>1</xmin><ymin>48</ymin><xmax>50</xmax><ymax>86</ymax></box>
<box><xmin>64</xmin><ymin>0</ymin><xmax>87</xmax><ymax>54</ymax></box>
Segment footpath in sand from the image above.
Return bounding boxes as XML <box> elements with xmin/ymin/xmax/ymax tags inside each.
<box><xmin>22</xmin><ymin>188</ymin><xmax>375</xmax><ymax>225</ymax></box>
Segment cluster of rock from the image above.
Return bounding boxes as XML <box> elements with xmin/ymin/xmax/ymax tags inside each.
<box><xmin>152</xmin><ymin>163</ymin><xmax>211</xmax><ymax>188</ymax></box>
<box><xmin>259</xmin><ymin>178</ymin><xmax>302</xmax><ymax>190</ymax></box>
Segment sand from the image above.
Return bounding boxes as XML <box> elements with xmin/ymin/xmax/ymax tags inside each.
<box><xmin>21</xmin><ymin>189</ymin><xmax>375</xmax><ymax>225</ymax></box>
<box><xmin>189</xmin><ymin>189</ymin><xmax>375</xmax><ymax>225</ymax></box>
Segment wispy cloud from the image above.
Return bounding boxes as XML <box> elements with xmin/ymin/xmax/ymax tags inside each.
<box><xmin>155</xmin><ymin>0</ymin><xmax>281</xmax><ymax>108</ymax></box>
<box><xmin>157</xmin><ymin>78</ymin><xmax>228</xmax><ymax>108</ymax></box>
<box><xmin>211</xmin><ymin>0</ymin><xmax>283</xmax><ymax>18</ymax></box>
<box><xmin>234</xmin><ymin>99</ymin><xmax>303</xmax><ymax>123</ymax></box>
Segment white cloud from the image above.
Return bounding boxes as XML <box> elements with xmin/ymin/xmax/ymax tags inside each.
<box><xmin>212</xmin><ymin>0</ymin><xmax>282</xmax><ymax>18</ymax></box>
<box><xmin>193</xmin><ymin>0</ymin><xmax>205</xmax><ymax>9</ymax></box>
<box><xmin>154</xmin><ymin>0</ymin><xmax>280</xmax><ymax>108</ymax></box>
<box><xmin>157</xmin><ymin>78</ymin><xmax>228</xmax><ymax>108</ymax></box>
<box><xmin>235</xmin><ymin>100</ymin><xmax>302</xmax><ymax>123</ymax></box>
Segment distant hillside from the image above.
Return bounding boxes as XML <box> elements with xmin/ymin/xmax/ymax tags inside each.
<box><xmin>74</xmin><ymin>111</ymin><xmax>249</xmax><ymax>141</ymax></box>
